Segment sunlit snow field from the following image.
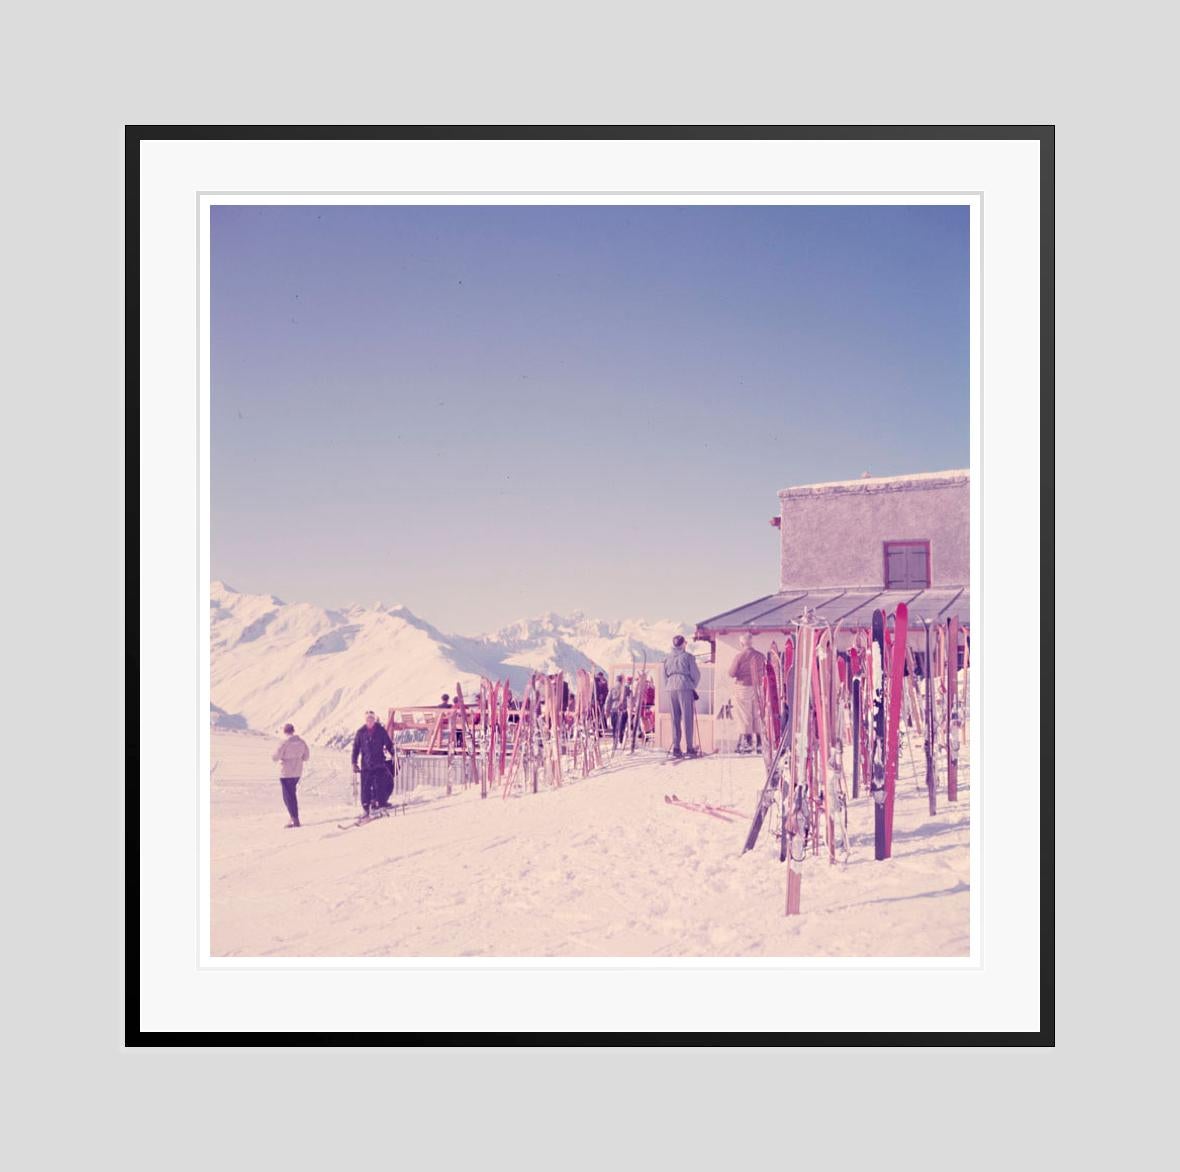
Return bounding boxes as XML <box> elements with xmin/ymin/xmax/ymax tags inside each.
<box><xmin>210</xmin><ymin>727</ymin><xmax>970</xmax><ymax>958</ymax></box>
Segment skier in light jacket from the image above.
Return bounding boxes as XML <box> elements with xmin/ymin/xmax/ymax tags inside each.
<box><xmin>663</xmin><ymin>635</ymin><xmax>701</xmax><ymax>757</ymax></box>
<box><xmin>272</xmin><ymin>722</ymin><xmax>310</xmax><ymax>828</ymax></box>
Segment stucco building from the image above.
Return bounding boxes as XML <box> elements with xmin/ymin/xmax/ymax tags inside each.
<box><xmin>675</xmin><ymin>469</ymin><xmax>970</xmax><ymax>753</ymax></box>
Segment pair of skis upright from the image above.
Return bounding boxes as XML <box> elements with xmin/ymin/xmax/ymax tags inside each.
<box><xmin>782</xmin><ymin>617</ymin><xmax>818</xmax><ymax>912</ymax></box>
<box><xmin>871</xmin><ymin>602</ymin><xmax>909</xmax><ymax>860</ymax></box>
<box><xmin>741</xmin><ymin>603</ymin><xmax>911</xmax><ymax>916</ymax></box>
<box><xmin>738</xmin><ymin>612</ymin><xmax>814</xmax><ymax>914</ymax></box>
<box><xmin>917</xmin><ymin>613</ymin><xmax>963</xmax><ymax>813</ymax></box>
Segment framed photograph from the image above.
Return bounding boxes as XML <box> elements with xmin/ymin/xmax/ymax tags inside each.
<box><xmin>130</xmin><ymin>126</ymin><xmax>1051</xmax><ymax>1044</ymax></box>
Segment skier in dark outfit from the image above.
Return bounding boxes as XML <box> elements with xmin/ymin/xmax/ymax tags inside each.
<box><xmin>351</xmin><ymin>710</ymin><xmax>396</xmax><ymax>815</ymax></box>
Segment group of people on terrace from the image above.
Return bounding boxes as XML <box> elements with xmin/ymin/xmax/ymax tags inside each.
<box><xmin>269</xmin><ymin>635</ymin><xmax>707</xmax><ymax>827</ymax></box>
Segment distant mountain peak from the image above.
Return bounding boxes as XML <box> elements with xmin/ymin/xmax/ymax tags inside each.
<box><xmin>211</xmin><ymin>582</ymin><xmax>700</xmax><ymax>745</ymax></box>
<box><xmin>210</xmin><ymin>579</ymin><xmax>285</xmax><ymax>606</ymax></box>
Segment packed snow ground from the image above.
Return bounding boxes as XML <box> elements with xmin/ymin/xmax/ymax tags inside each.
<box><xmin>210</xmin><ymin>728</ymin><xmax>970</xmax><ymax>958</ymax></box>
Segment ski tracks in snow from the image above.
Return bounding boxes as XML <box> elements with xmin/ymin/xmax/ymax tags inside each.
<box><xmin>210</xmin><ymin>732</ymin><xmax>970</xmax><ymax>957</ymax></box>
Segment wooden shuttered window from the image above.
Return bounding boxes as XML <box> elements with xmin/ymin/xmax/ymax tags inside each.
<box><xmin>884</xmin><ymin>541</ymin><xmax>931</xmax><ymax>588</ymax></box>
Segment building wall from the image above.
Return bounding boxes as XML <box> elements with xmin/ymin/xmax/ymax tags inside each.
<box><xmin>778</xmin><ymin>471</ymin><xmax>969</xmax><ymax>589</ymax></box>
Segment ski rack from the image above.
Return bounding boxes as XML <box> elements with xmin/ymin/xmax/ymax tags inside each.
<box><xmin>738</xmin><ymin>603</ymin><xmax>947</xmax><ymax>916</ymax></box>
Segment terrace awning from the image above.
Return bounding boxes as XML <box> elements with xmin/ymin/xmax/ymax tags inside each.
<box><xmin>694</xmin><ymin>586</ymin><xmax>969</xmax><ymax>638</ymax></box>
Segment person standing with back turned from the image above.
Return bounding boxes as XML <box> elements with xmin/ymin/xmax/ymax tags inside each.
<box><xmin>663</xmin><ymin>635</ymin><xmax>701</xmax><ymax>758</ymax></box>
<box><xmin>272</xmin><ymin>722</ymin><xmax>310</xmax><ymax>828</ymax></box>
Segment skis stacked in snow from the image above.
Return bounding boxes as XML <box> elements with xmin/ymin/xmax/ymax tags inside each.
<box><xmin>741</xmin><ymin>711</ymin><xmax>790</xmax><ymax>854</ymax></box>
<box><xmin>629</xmin><ymin>658</ymin><xmax>650</xmax><ymax>754</ymax></box>
<box><xmin>782</xmin><ymin>613</ymin><xmax>817</xmax><ymax>912</ymax></box>
<box><xmin>572</xmin><ymin>667</ymin><xmax>603</xmax><ymax>777</ymax></box>
<box><xmin>502</xmin><ymin>674</ymin><xmax>542</xmax><ymax>798</ymax></box>
<box><xmin>813</xmin><ymin>627</ymin><xmax>850</xmax><ymax>864</ymax></box>
<box><xmin>452</xmin><ymin>683</ymin><xmax>479</xmax><ymax>796</ymax></box>
<box><xmin>545</xmin><ymin>672</ymin><xmax>566</xmax><ymax>787</ymax></box>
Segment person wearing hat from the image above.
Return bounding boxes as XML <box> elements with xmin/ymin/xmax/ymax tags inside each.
<box><xmin>605</xmin><ymin>674</ymin><xmax>630</xmax><ymax>747</ymax></box>
<box><xmin>594</xmin><ymin>671</ymin><xmax>609</xmax><ymax>733</ymax></box>
<box><xmin>728</xmin><ymin>632</ymin><xmax>766</xmax><ymax>754</ymax></box>
<box><xmin>271</xmin><ymin>722</ymin><xmax>310</xmax><ymax>828</ymax></box>
<box><xmin>351</xmin><ymin>710</ymin><xmax>396</xmax><ymax>816</ymax></box>
<box><xmin>663</xmin><ymin>635</ymin><xmax>701</xmax><ymax>757</ymax></box>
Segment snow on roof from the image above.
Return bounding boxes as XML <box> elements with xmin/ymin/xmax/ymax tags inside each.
<box><xmin>779</xmin><ymin>469</ymin><xmax>969</xmax><ymax>498</ymax></box>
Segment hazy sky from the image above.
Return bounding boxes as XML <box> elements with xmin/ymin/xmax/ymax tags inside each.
<box><xmin>211</xmin><ymin>203</ymin><xmax>968</xmax><ymax>632</ymax></box>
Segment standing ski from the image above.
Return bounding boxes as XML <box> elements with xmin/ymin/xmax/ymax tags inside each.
<box><xmin>879</xmin><ymin>602</ymin><xmax>909</xmax><ymax>858</ymax></box>
<box><xmin>784</xmin><ymin>613</ymin><xmax>816</xmax><ymax>912</ymax></box>
<box><xmin>870</xmin><ymin>609</ymin><xmax>888</xmax><ymax>859</ymax></box>
<box><xmin>922</xmin><ymin>618</ymin><xmax>937</xmax><ymax>815</ymax></box>
<box><xmin>812</xmin><ymin>629</ymin><xmax>835</xmax><ymax>863</ymax></box>
<box><xmin>947</xmin><ymin>615</ymin><xmax>960</xmax><ymax>802</ymax></box>
<box><xmin>851</xmin><ymin>660</ymin><xmax>862</xmax><ymax>799</ymax></box>
<box><xmin>741</xmin><ymin>727</ymin><xmax>789</xmax><ymax>853</ymax></box>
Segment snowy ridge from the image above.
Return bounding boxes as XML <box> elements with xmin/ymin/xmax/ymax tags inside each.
<box><xmin>211</xmin><ymin>581</ymin><xmax>703</xmax><ymax>745</ymax></box>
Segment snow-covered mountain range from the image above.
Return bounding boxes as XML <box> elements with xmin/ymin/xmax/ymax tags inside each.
<box><xmin>211</xmin><ymin>581</ymin><xmax>702</xmax><ymax>745</ymax></box>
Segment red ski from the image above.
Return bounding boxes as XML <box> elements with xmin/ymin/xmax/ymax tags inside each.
<box><xmin>453</xmin><ymin>683</ymin><xmax>478</xmax><ymax>796</ymax></box>
<box><xmin>764</xmin><ymin>648</ymin><xmax>782</xmax><ymax>747</ymax></box>
<box><xmin>664</xmin><ymin>794</ymin><xmax>739</xmax><ymax>822</ymax></box>
<box><xmin>947</xmin><ymin>616</ymin><xmax>960</xmax><ymax>802</ymax></box>
<box><xmin>879</xmin><ymin>602</ymin><xmax>909</xmax><ymax>858</ymax></box>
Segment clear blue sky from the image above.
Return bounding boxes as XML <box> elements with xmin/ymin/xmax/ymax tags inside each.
<box><xmin>211</xmin><ymin>204</ymin><xmax>968</xmax><ymax>632</ymax></box>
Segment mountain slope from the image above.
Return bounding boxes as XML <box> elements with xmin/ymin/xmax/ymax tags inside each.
<box><xmin>211</xmin><ymin>582</ymin><xmax>702</xmax><ymax>744</ymax></box>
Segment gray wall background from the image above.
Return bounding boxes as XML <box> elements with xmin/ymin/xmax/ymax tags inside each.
<box><xmin>6</xmin><ymin>0</ymin><xmax>1139</xmax><ymax>1167</ymax></box>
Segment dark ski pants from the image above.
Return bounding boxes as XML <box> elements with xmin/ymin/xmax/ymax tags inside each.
<box><xmin>610</xmin><ymin>711</ymin><xmax>627</xmax><ymax>746</ymax></box>
<box><xmin>280</xmin><ymin>777</ymin><xmax>300</xmax><ymax>824</ymax></box>
<box><xmin>360</xmin><ymin>768</ymin><xmax>394</xmax><ymax>811</ymax></box>
<box><xmin>670</xmin><ymin>690</ymin><xmax>696</xmax><ymax>754</ymax></box>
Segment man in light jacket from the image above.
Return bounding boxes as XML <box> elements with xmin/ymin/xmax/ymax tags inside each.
<box><xmin>663</xmin><ymin>635</ymin><xmax>701</xmax><ymax>758</ymax></box>
<box><xmin>272</xmin><ymin>722</ymin><xmax>310</xmax><ymax>828</ymax></box>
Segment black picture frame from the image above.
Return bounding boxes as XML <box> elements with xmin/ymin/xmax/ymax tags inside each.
<box><xmin>126</xmin><ymin>124</ymin><xmax>1053</xmax><ymax>1047</ymax></box>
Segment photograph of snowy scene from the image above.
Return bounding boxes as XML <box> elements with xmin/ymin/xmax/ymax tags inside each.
<box><xmin>209</xmin><ymin>203</ymin><xmax>970</xmax><ymax>958</ymax></box>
